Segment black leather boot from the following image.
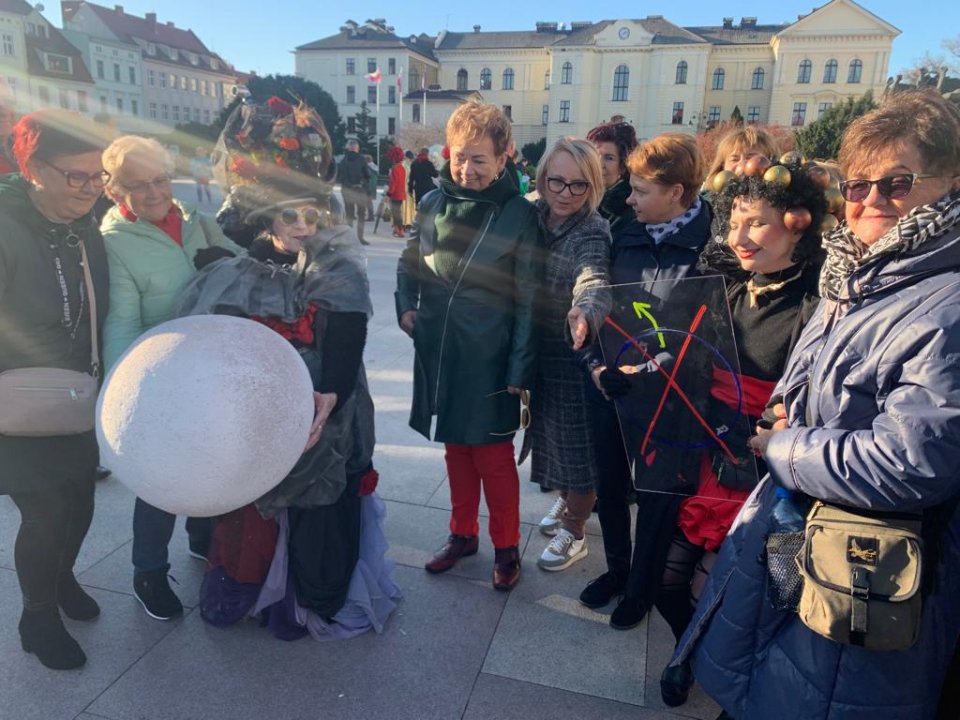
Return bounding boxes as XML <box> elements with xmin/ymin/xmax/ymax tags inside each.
<box><xmin>57</xmin><ymin>573</ymin><xmax>100</xmax><ymax>621</ymax></box>
<box><xmin>19</xmin><ymin>608</ymin><xmax>87</xmax><ymax>670</ymax></box>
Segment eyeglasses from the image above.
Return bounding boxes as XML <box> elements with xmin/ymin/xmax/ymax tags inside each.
<box><xmin>838</xmin><ymin>173</ymin><xmax>938</xmax><ymax>203</ymax></box>
<box><xmin>44</xmin><ymin>161</ymin><xmax>111</xmax><ymax>189</ymax></box>
<box><xmin>121</xmin><ymin>175</ymin><xmax>172</xmax><ymax>195</ymax></box>
<box><xmin>546</xmin><ymin>177</ymin><xmax>591</xmax><ymax>197</ymax></box>
<box><xmin>486</xmin><ymin>388</ymin><xmax>531</xmax><ymax>435</ymax></box>
<box><xmin>279</xmin><ymin>207</ymin><xmax>322</xmax><ymax>226</ymax></box>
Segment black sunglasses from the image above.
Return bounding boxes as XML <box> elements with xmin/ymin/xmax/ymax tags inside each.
<box><xmin>45</xmin><ymin>160</ymin><xmax>111</xmax><ymax>189</ymax></box>
<box><xmin>279</xmin><ymin>207</ymin><xmax>321</xmax><ymax>226</ymax></box>
<box><xmin>546</xmin><ymin>177</ymin><xmax>590</xmax><ymax>197</ymax></box>
<box><xmin>838</xmin><ymin>173</ymin><xmax>938</xmax><ymax>203</ymax></box>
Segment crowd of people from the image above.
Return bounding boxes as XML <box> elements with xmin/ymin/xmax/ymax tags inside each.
<box><xmin>1</xmin><ymin>87</ymin><xmax>960</xmax><ymax>719</ymax></box>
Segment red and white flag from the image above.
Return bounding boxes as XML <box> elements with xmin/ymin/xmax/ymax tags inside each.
<box><xmin>367</xmin><ymin>68</ymin><xmax>382</xmax><ymax>83</ymax></box>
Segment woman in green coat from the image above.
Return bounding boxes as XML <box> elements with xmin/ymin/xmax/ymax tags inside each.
<box><xmin>395</xmin><ymin>102</ymin><xmax>540</xmax><ymax>591</ymax></box>
<box><xmin>99</xmin><ymin>135</ymin><xmax>243</xmax><ymax>622</ymax></box>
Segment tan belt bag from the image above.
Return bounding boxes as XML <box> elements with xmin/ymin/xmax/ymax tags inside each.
<box><xmin>0</xmin><ymin>239</ymin><xmax>100</xmax><ymax>437</ymax></box>
<box><xmin>797</xmin><ymin>501</ymin><xmax>923</xmax><ymax>651</ymax></box>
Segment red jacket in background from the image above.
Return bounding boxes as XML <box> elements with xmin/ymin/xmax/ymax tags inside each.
<box><xmin>387</xmin><ymin>162</ymin><xmax>406</xmax><ymax>202</ymax></box>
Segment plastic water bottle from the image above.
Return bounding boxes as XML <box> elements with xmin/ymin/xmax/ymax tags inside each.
<box><xmin>770</xmin><ymin>487</ymin><xmax>808</xmax><ymax>533</ymax></box>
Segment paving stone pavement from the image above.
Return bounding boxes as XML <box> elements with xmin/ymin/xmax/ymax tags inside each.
<box><xmin>0</xmin><ymin>182</ymin><xmax>721</xmax><ymax>720</ymax></box>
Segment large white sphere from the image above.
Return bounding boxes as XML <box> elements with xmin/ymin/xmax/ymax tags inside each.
<box><xmin>97</xmin><ymin>315</ymin><xmax>314</xmax><ymax>517</ymax></box>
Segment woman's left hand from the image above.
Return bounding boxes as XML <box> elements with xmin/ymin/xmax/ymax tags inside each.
<box><xmin>748</xmin><ymin>403</ymin><xmax>788</xmax><ymax>457</ymax></box>
<box><xmin>304</xmin><ymin>392</ymin><xmax>338</xmax><ymax>452</ymax></box>
<box><xmin>567</xmin><ymin>307</ymin><xmax>590</xmax><ymax>351</ymax></box>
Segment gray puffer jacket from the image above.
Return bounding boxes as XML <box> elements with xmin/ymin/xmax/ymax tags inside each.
<box><xmin>676</xmin><ymin>194</ymin><xmax>960</xmax><ymax>720</ymax></box>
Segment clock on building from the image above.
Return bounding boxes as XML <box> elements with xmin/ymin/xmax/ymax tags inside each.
<box><xmin>618</xmin><ymin>27</ymin><xmax>630</xmax><ymax>40</ymax></box>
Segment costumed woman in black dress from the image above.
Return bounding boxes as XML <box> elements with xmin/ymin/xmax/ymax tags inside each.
<box><xmin>178</xmin><ymin>96</ymin><xmax>399</xmax><ymax>640</ymax></box>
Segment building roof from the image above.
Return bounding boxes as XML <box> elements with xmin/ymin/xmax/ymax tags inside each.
<box><xmin>436</xmin><ymin>28</ymin><xmax>565</xmax><ymax>51</ymax></box>
<box><xmin>401</xmin><ymin>88</ymin><xmax>482</xmax><ymax>102</ymax></box>
<box><xmin>61</xmin><ymin>1</ymin><xmax>233</xmax><ymax>75</ymax></box>
<box><xmin>685</xmin><ymin>24</ymin><xmax>784</xmax><ymax>45</ymax></box>
<box><xmin>0</xmin><ymin>0</ymin><xmax>34</xmax><ymax>14</ymax></box>
<box><xmin>553</xmin><ymin>17</ymin><xmax>707</xmax><ymax>47</ymax></box>
<box><xmin>296</xmin><ymin>23</ymin><xmax>437</xmax><ymax>62</ymax></box>
<box><xmin>24</xmin><ymin>23</ymin><xmax>95</xmax><ymax>84</ymax></box>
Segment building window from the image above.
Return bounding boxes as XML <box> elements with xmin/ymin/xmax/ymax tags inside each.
<box><xmin>672</xmin><ymin>101</ymin><xmax>684</xmax><ymax>124</ymax></box>
<box><xmin>388</xmin><ymin>58</ymin><xmax>396</xmax><ymax>75</ymax></box>
<box><xmin>367</xmin><ymin>57</ymin><xmax>376</xmax><ymax>74</ymax></box>
<box><xmin>707</xmin><ymin>106</ymin><xmax>721</xmax><ymax>126</ymax></box>
<box><xmin>99</xmin><ymin>96</ymin><xmax>106</xmax><ymax>112</ymax></box>
<box><xmin>712</xmin><ymin>67</ymin><xmax>725</xmax><ymax>90</ymax></box>
<box><xmin>131</xmin><ymin>99</ymin><xmax>138</xmax><ymax>116</ymax></box>
<box><xmin>388</xmin><ymin>117</ymin><xmax>396</xmax><ymax>134</ymax></box>
<box><xmin>180</xmin><ymin>76</ymin><xmax>188</xmax><ymax>91</ymax></box>
<box><xmin>747</xmin><ymin>106</ymin><xmax>761</xmax><ymax>123</ymax></box>
<box><xmin>818</xmin><ymin>102</ymin><xmax>833</xmax><ymax>118</ymax></box>
<box><xmin>190</xmin><ymin>78</ymin><xmax>198</xmax><ymax>92</ymax></box>
<box><xmin>201</xmin><ymin>80</ymin><xmax>207</xmax><ymax>96</ymax></box>
<box><xmin>823</xmin><ymin>59</ymin><xmax>838</xmax><ymax>83</ymax></box>
<box><xmin>172</xmin><ymin>105</ymin><xmax>180</xmax><ymax>122</ymax></box>
<box><xmin>161</xmin><ymin>104</ymin><xmax>168</xmax><ymax>120</ymax></box>
<box><xmin>544</xmin><ymin>70</ymin><xmax>550</xmax><ymax>89</ymax></box>
<box><xmin>347</xmin><ymin>117</ymin><xmax>356</xmax><ymax>133</ymax></box>
<box><xmin>367</xmin><ymin>85</ymin><xmax>377</xmax><ymax>103</ymax></box>
<box><xmin>675</xmin><ymin>61</ymin><xmax>688</xmax><ymax>85</ymax></box>
<box><xmin>160</xmin><ymin>73</ymin><xmax>167</xmax><ymax>89</ymax></box>
<box><xmin>751</xmin><ymin>67</ymin><xmax>764</xmax><ymax>90</ymax></box>
<box><xmin>561</xmin><ymin>61</ymin><xmax>572</xmax><ymax>85</ymax></box>
<box><xmin>388</xmin><ymin>85</ymin><xmax>396</xmax><ymax>104</ymax></box>
<box><xmin>149</xmin><ymin>102</ymin><xmax>157</xmax><ymax>119</ymax></box>
<box><xmin>59</xmin><ymin>89</ymin><xmax>70</xmax><ymax>109</ymax></box>
<box><xmin>612</xmin><ymin>64</ymin><xmax>629</xmax><ymax>101</ymax></box>
<box><xmin>502</xmin><ymin>105</ymin><xmax>512</xmax><ymax>120</ymax></box>
<box><xmin>202</xmin><ymin>109</ymin><xmax>210</xmax><ymax>123</ymax></box>
<box><xmin>409</xmin><ymin>68</ymin><xmax>420</xmax><ymax>91</ymax></box>
<box><xmin>148</xmin><ymin>69</ymin><xmax>155</xmax><ymax>86</ymax></box>
<box><xmin>797</xmin><ymin>60</ymin><xmax>812</xmax><ymax>84</ymax></box>
<box><xmin>559</xmin><ymin>100</ymin><xmax>571</xmax><ymax>123</ymax></box>
<box><xmin>542</xmin><ymin>104</ymin><xmax>549</xmax><ymax>125</ymax></box>
<box><xmin>193</xmin><ymin>107</ymin><xmax>200</xmax><ymax>122</ymax></box>
<box><xmin>93</xmin><ymin>60</ymin><xmax>103</xmax><ymax>79</ymax></box>
<box><xmin>792</xmin><ymin>102</ymin><xmax>807</xmax><ymax>126</ymax></box>
<box><xmin>169</xmin><ymin>73</ymin><xmax>176</xmax><ymax>88</ymax></box>
<box><xmin>848</xmin><ymin>59</ymin><xmax>863</xmax><ymax>83</ymax></box>
<box><xmin>77</xmin><ymin>91</ymin><xmax>88</xmax><ymax>112</ymax></box>
<box><xmin>115</xmin><ymin>97</ymin><xmax>123</xmax><ymax>113</ymax></box>
<box><xmin>346</xmin><ymin>85</ymin><xmax>355</xmax><ymax>104</ymax></box>
<box><xmin>480</xmin><ymin>68</ymin><xmax>491</xmax><ymax>90</ymax></box>
<box><xmin>502</xmin><ymin>68</ymin><xmax>514</xmax><ymax>90</ymax></box>
<box><xmin>346</xmin><ymin>58</ymin><xmax>355</xmax><ymax>75</ymax></box>
<box><xmin>456</xmin><ymin>68</ymin><xmax>468</xmax><ymax>91</ymax></box>
<box><xmin>113</xmin><ymin>63</ymin><xmax>121</xmax><ymax>81</ymax></box>
<box><xmin>412</xmin><ymin>103</ymin><xmax>421</xmax><ymax>123</ymax></box>
<box><xmin>1</xmin><ymin>33</ymin><xmax>14</xmax><ymax>56</ymax></box>
<box><xmin>37</xmin><ymin>86</ymin><xmax>50</xmax><ymax>105</ymax></box>
<box><xmin>368</xmin><ymin>117</ymin><xmax>377</xmax><ymax>135</ymax></box>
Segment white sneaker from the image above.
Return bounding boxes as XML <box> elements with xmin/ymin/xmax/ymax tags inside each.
<box><xmin>537</xmin><ymin>529</ymin><xmax>588</xmax><ymax>571</ymax></box>
<box><xmin>538</xmin><ymin>496</ymin><xmax>567</xmax><ymax>537</ymax></box>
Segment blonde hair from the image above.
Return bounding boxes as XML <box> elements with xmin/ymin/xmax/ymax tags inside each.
<box><xmin>102</xmin><ymin>135</ymin><xmax>174</xmax><ymax>194</ymax></box>
<box><xmin>627</xmin><ymin>133</ymin><xmax>703</xmax><ymax>207</ymax></box>
<box><xmin>536</xmin><ymin>137</ymin><xmax>605</xmax><ymax>214</ymax></box>
<box><xmin>445</xmin><ymin>101</ymin><xmax>512</xmax><ymax>156</ymax></box>
<box><xmin>706</xmin><ymin>126</ymin><xmax>780</xmax><ymax>179</ymax></box>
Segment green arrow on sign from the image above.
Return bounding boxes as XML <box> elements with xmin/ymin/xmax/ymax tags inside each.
<box><xmin>632</xmin><ymin>302</ymin><xmax>666</xmax><ymax>349</ymax></box>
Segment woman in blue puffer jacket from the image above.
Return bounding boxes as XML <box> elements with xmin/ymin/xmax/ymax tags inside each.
<box><xmin>673</xmin><ymin>89</ymin><xmax>960</xmax><ymax>720</ymax></box>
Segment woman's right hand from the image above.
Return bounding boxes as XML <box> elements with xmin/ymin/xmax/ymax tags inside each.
<box><xmin>400</xmin><ymin>310</ymin><xmax>417</xmax><ymax>338</ymax></box>
<box><xmin>749</xmin><ymin>403</ymin><xmax>788</xmax><ymax>457</ymax></box>
<box><xmin>303</xmin><ymin>392</ymin><xmax>338</xmax><ymax>453</ymax></box>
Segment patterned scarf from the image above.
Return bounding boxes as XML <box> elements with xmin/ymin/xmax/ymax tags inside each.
<box><xmin>645</xmin><ymin>196</ymin><xmax>703</xmax><ymax>244</ymax></box>
<box><xmin>819</xmin><ymin>192</ymin><xmax>960</xmax><ymax>300</ymax></box>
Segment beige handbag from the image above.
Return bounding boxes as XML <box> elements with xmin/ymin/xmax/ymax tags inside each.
<box><xmin>0</xmin><ymin>239</ymin><xmax>101</xmax><ymax>437</ymax></box>
<box><xmin>797</xmin><ymin>501</ymin><xmax>924</xmax><ymax>651</ymax></box>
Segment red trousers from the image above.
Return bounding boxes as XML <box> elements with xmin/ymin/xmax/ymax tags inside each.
<box><xmin>444</xmin><ymin>441</ymin><xmax>520</xmax><ymax>549</ymax></box>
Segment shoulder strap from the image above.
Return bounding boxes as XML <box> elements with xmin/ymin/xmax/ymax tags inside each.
<box><xmin>77</xmin><ymin>239</ymin><xmax>100</xmax><ymax>379</ymax></box>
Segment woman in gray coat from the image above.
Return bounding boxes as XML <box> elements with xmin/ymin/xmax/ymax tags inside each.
<box><xmin>674</xmin><ymin>89</ymin><xmax>960</xmax><ymax>720</ymax></box>
<box><xmin>525</xmin><ymin>138</ymin><xmax>611</xmax><ymax>572</ymax></box>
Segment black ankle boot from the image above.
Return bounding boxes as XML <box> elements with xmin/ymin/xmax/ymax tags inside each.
<box><xmin>58</xmin><ymin>574</ymin><xmax>100</xmax><ymax>621</ymax></box>
<box><xmin>19</xmin><ymin>608</ymin><xmax>87</xmax><ymax>670</ymax></box>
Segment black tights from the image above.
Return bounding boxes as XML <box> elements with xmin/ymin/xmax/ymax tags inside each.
<box><xmin>656</xmin><ymin>530</ymin><xmax>717</xmax><ymax>642</ymax></box>
<box><xmin>9</xmin><ymin>481</ymin><xmax>95</xmax><ymax>611</ymax></box>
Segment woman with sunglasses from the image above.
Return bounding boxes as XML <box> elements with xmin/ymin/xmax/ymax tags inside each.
<box><xmin>672</xmin><ymin>89</ymin><xmax>960</xmax><ymax>720</ymax></box>
<box><xmin>523</xmin><ymin>137</ymin><xmax>610</xmax><ymax>571</ymax></box>
<box><xmin>0</xmin><ymin>109</ymin><xmax>110</xmax><ymax>669</ymax></box>
<box><xmin>100</xmin><ymin>135</ymin><xmax>243</xmax><ymax>622</ymax></box>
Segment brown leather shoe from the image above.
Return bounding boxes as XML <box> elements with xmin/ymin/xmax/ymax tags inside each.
<box><xmin>493</xmin><ymin>545</ymin><xmax>521</xmax><ymax>591</ymax></box>
<box><xmin>425</xmin><ymin>534</ymin><xmax>479</xmax><ymax>574</ymax></box>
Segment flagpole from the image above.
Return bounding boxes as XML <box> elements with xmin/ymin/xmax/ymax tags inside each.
<box><xmin>398</xmin><ymin>67</ymin><xmax>403</xmax><ymax>138</ymax></box>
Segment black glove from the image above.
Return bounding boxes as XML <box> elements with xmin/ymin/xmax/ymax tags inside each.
<box><xmin>598</xmin><ymin>367</ymin><xmax>633</xmax><ymax>399</ymax></box>
<box><xmin>193</xmin><ymin>246</ymin><xmax>236</xmax><ymax>270</ymax></box>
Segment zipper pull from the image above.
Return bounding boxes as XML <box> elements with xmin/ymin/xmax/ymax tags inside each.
<box><xmin>70</xmin><ymin>388</ymin><xmax>79</xmax><ymax>401</ymax></box>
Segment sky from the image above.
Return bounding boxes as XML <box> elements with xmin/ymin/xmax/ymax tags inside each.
<box><xmin>50</xmin><ymin>0</ymin><xmax>959</xmax><ymax>77</ymax></box>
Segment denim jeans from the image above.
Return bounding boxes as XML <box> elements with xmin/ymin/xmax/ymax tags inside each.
<box><xmin>131</xmin><ymin>497</ymin><xmax>211</xmax><ymax>574</ymax></box>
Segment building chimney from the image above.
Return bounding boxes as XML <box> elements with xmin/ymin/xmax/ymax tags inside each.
<box><xmin>114</xmin><ymin>5</ymin><xmax>123</xmax><ymax>13</ymax></box>
<box><xmin>146</xmin><ymin>12</ymin><xmax>156</xmax><ymax>32</ymax></box>
<box><xmin>535</xmin><ymin>21</ymin><xmax>558</xmax><ymax>33</ymax></box>
<box><xmin>166</xmin><ymin>21</ymin><xmax>174</xmax><ymax>27</ymax></box>
<box><xmin>722</xmin><ymin>17</ymin><xmax>734</xmax><ymax>29</ymax></box>
<box><xmin>473</xmin><ymin>25</ymin><xmax>480</xmax><ymax>33</ymax></box>
<box><xmin>741</xmin><ymin>17</ymin><xmax>757</xmax><ymax>29</ymax></box>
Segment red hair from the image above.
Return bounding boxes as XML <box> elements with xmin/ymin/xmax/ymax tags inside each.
<box><xmin>387</xmin><ymin>145</ymin><xmax>405</xmax><ymax>163</ymax></box>
<box><xmin>12</xmin><ymin>109</ymin><xmax>108</xmax><ymax>181</ymax></box>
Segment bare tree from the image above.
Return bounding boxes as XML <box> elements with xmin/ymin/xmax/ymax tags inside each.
<box><xmin>397</xmin><ymin>123</ymin><xmax>446</xmax><ymax>152</ymax></box>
